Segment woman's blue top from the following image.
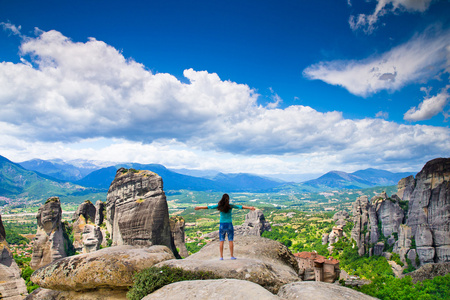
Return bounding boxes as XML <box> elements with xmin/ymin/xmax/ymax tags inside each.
<box><xmin>207</xmin><ymin>204</ymin><xmax>243</xmax><ymax>223</ymax></box>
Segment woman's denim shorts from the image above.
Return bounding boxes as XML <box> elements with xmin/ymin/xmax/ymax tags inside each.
<box><xmin>219</xmin><ymin>222</ymin><xmax>234</xmax><ymax>241</ymax></box>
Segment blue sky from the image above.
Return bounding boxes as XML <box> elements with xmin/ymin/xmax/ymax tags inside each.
<box><xmin>0</xmin><ymin>0</ymin><xmax>449</xmax><ymax>179</ymax></box>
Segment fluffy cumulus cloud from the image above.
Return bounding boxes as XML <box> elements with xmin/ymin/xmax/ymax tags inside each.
<box><xmin>404</xmin><ymin>87</ymin><xmax>450</xmax><ymax>121</ymax></box>
<box><xmin>0</xmin><ymin>27</ymin><xmax>449</xmax><ymax>173</ymax></box>
<box><xmin>303</xmin><ymin>29</ymin><xmax>450</xmax><ymax>97</ymax></box>
<box><xmin>349</xmin><ymin>0</ymin><xmax>434</xmax><ymax>34</ymax></box>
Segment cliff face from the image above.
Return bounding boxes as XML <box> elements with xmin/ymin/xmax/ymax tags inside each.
<box><xmin>30</xmin><ymin>197</ymin><xmax>69</xmax><ymax>270</ymax></box>
<box><xmin>349</xmin><ymin>158</ymin><xmax>450</xmax><ymax>268</ymax></box>
<box><xmin>169</xmin><ymin>216</ymin><xmax>188</xmax><ymax>258</ymax></box>
<box><xmin>0</xmin><ymin>215</ymin><xmax>28</xmax><ymax>299</ymax></box>
<box><xmin>71</xmin><ymin>200</ymin><xmax>105</xmax><ymax>254</ymax></box>
<box><xmin>106</xmin><ymin>168</ymin><xmax>175</xmax><ymax>254</ymax></box>
<box><xmin>405</xmin><ymin>158</ymin><xmax>450</xmax><ymax>265</ymax></box>
<box><xmin>351</xmin><ymin>193</ymin><xmax>404</xmax><ymax>257</ymax></box>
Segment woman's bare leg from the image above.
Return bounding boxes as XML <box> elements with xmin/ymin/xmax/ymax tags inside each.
<box><xmin>229</xmin><ymin>241</ymin><xmax>234</xmax><ymax>257</ymax></box>
<box><xmin>220</xmin><ymin>241</ymin><xmax>224</xmax><ymax>258</ymax></box>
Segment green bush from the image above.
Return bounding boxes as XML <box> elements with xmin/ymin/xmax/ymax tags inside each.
<box><xmin>127</xmin><ymin>266</ymin><xmax>218</xmax><ymax>300</ymax></box>
<box><xmin>21</xmin><ymin>266</ymin><xmax>39</xmax><ymax>293</ymax></box>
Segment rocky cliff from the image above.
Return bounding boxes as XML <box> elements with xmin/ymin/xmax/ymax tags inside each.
<box><xmin>404</xmin><ymin>158</ymin><xmax>450</xmax><ymax>265</ymax></box>
<box><xmin>0</xmin><ymin>214</ymin><xmax>28</xmax><ymax>300</ymax></box>
<box><xmin>72</xmin><ymin>200</ymin><xmax>104</xmax><ymax>253</ymax></box>
<box><xmin>105</xmin><ymin>168</ymin><xmax>176</xmax><ymax>255</ymax></box>
<box><xmin>30</xmin><ymin>197</ymin><xmax>71</xmax><ymax>270</ymax></box>
<box><xmin>169</xmin><ymin>216</ymin><xmax>188</xmax><ymax>258</ymax></box>
<box><xmin>349</xmin><ymin>158</ymin><xmax>450</xmax><ymax>269</ymax></box>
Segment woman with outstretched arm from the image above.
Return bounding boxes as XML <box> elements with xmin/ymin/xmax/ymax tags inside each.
<box><xmin>195</xmin><ymin>193</ymin><xmax>255</xmax><ymax>260</ymax></box>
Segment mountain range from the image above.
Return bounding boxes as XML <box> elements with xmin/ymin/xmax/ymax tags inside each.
<box><xmin>0</xmin><ymin>154</ymin><xmax>417</xmax><ymax>203</ymax></box>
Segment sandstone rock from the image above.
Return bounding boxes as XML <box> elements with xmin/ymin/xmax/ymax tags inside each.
<box><xmin>277</xmin><ymin>281</ymin><xmax>377</xmax><ymax>300</ymax></box>
<box><xmin>94</xmin><ymin>200</ymin><xmax>105</xmax><ymax>226</ymax></box>
<box><xmin>25</xmin><ymin>288</ymin><xmax>61</xmax><ymax>300</ymax></box>
<box><xmin>397</xmin><ymin>175</ymin><xmax>415</xmax><ymax>201</ymax></box>
<box><xmin>351</xmin><ymin>196</ymin><xmax>371</xmax><ymax>256</ymax></box>
<box><xmin>407</xmin><ymin>262</ymin><xmax>450</xmax><ymax>283</ymax></box>
<box><xmin>394</xmin><ymin>224</ymin><xmax>413</xmax><ymax>263</ymax></box>
<box><xmin>0</xmin><ymin>215</ymin><xmax>28</xmax><ymax>300</ymax></box>
<box><xmin>321</xmin><ymin>233</ymin><xmax>329</xmax><ymax>245</ymax></box>
<box><xmin>31</xmin><ymin>245</ymin><xmax>175</xmax><ymax>292</ymax></box>
<box><xmin>406</xmin><ymin>158</ymin><xmax>450</xmax><ymax>265</ymax></box>
<box><xmin>72</xmin><ymin>200</ymin><xmax>96</xmax><ymax>224</ymax></box>
<box><xmin>333</xmin><ymin>210</ymin><xmax>349</xmax><ymax>227</ymax></box>
<box><xmin>388</xmin><ymin>260</ymin><xmax>404</xmax><ymax>278</ymax></box>
<box><xmin>105</xmin><ymin>168</ymin><xmax>175</xmax><ymax>254</ymax></box>
<box><xmin>156</xmin><ymin>235</ymin><xmax>300</xmax><ymax>293</ymax></box>
<box><xmin>375</xmin><ymin>198</ymin><xmax>404</xmax><ymax>238</ymax></box>
<box><xmin>25</xmin><ymin>287</ymin><xmax>126</xmax><ymax>300</ymax></box>
<box><xmin>169</xmin><ymin>216</ymin><xmax>188</xmax><ymax>258</ymax></box>
<box><xmin>373</xmin><ymin>242</ymin><xmax>385</xmax><ymax>256</ymax></box>
<box><xmin>81</xmin><ymin>224</ymin><xmax>103</xmax><ymax>253</ymax></box>
<box><xmin>30</xmin><ymin>197</ymin><xmax>69</xmax><ymax>270</ymax></box>
<box><xmin>143</xmin><ymin>279</ymin><xmax>280</xmax><ymax>300</ymax></box>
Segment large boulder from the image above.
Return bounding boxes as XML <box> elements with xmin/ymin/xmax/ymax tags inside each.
<box><xmin>105</xmin><ymin>168</ymin><xmax>176</xmax><ymax>255</ymax></box>
<box><xmin>406</xmin><ymin>262</ymin><xmax>450</xmax><ymax>283</ymax></box>
<box><xmin>351</xmin><ymin>196</ymin><xmax>371</xmax><ymax>256</ymax></box>
<box><xmin>277</xmin><ymin>281</ymin><xmax>377</xmax><ymax>300</ymax></box>
<box><xmin>0</xmin><ymin>215</ymin><xmax>28</xmax><ymax>300</ymax></box>
<box><xmin>406</xmin><ymin>158</ymin><xmax>450</xmax><ymax>264</ymax></box>
<box><xmin>31</xmin><ymin>245</ymin><xmax>174</xmax><ymax>297</ymax></box>
<box><xmin>156</xmin><ymin>235</ymin><xmax>300</xmax><ymax>293</ymax></box>
<box><xmin>142</xmin><ymin>279</ymin><xmax>280</xmax><ymax>300</ymax></box>
<box><xmin>30</xmin><ymin>197</ymin><xmax>70</xmax><ymax>270</ymax></box>
<box><xmin>169</xmin><ymin>216</ymin><xmax>188</xmax><ymax>258</ymax></box>
<box><xmin>396</xmin><ymin>175</ymin><xmax>415</xmax><ymax>201</ymax></box>
<box><xmin>72</xmin><ymin>200</ymin><xmax>103</xmax><ymax>254</ymax></box>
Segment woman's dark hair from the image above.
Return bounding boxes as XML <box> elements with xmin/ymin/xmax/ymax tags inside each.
<box><xmin>217</xmin><ymin>193</ymin><xmax>231</xmax><ymax>213</ymax></box>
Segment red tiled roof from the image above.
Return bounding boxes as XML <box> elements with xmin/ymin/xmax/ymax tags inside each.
<box><xmin>294</xmin><ymin>252</ymin><xmax>339</xmax><ymax>265</ymax></box>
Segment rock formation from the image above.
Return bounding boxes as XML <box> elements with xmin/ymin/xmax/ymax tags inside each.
<box><xmin>348</xmin><ymin>158</ymin><xmax>450</xmax><ymax>269</ymax></box>
<box><xmin>332</xmin><ymin>210</ymin><xmax>349</xmax><ymax>227</ymax></box>
<box><xmin>0</xmin><ymin>214</ymin><xmax>28</xmax><ymax>300</ymax></box>
<box><xmin>72</xmin><ymin>200</ymin><xmax>104</xmax><ymax>254</ymax></box>
<box><xmin>404</xmin><ymin>158</ymin><xmax>450</xmax><ymax>265</ymax></box>
<box><xmin>143</xmin><ymin>279</ymin><xmax>280</xmax><ymax>300</ymax></box>
<box><xmin>94</xmin><ymin>200</ymin><xmax>105</xmax><ymax>226</ymax></box>
<box><xmin>105</xmin><ymin>168</ymin><xmax>176</xmax><ymax>255</ymax></box>
<box><xmin>30</xmin><ymin>197</ymin><xmax>70</xmax><ymax>270</ymax></box>
<box><xmin>169</xmin><ymin>216</ymin><xmax>188</xmax><ymax>258</ymax></box>
<box><xmin>30</xmin><ymin>245</ymin><xmax>175</xmax><ymax>299</ymax></box>
<box><xmin>406</xmin><ymin>262</ymin><xmax>450</xmax><ymax>283</ymax></box>
<box><xmin>277</xmin><ymin>281</ymin><xmax>377</xmax><ymax>300</ymax></box>
<box><xmin>351</xmin><ymin>192</ymin><xmax>405</xmax><ymax>257</ymax></box>
<box><xmin>156</xmin><ymin>235</ymin><xmax>300</xmax><ymax>293</ymax></box>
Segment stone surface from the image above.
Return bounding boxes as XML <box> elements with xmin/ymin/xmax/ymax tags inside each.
<box><xmin>169</xmin><ymin>216</ymin><xmax>188</xmax><ymax>258</ymax></box>
<box><xmin>277</xmin><ymin>281</ymin><xmax>377</xmax><ymax>300</ymax></box>
<box><xmin>72</xmin><ymin>201</ymin><xmax>103</xmax><ymax>254</ymax></box>
<box><xmin>396</xmin><ymin>175</ymin><xmax>415</xmax><ymax>201</ymax></box>
<box><xmin>30</xmin><ymin>197</ymin><xmax>69</xmax><ymax>270</ymax></box>
<box><xmin>143</xmin><ymin>279</ymin><xmax>280</xmax><ymax>300</ymax></box>
<box><xmin>105</xmin><ymin>168</ymin><xmax>175</xmax><ymax>254</ymax></box>
<box><xmin>31</xmin><ymin>245</ymin><xmax>175</xmax><ymax>291</ymax></box>
<box><xmin>156</xmin><ymin>235</ymin><xmax>300</xmax><ymax>293</ymax></box>
<box><xmin>351</xmin><ymin>195</ymin><xmax>371</xmax><ymax>256</ymax></box>
<box><xmin>0</xmin><ymin>215</ymin><xmax>28</xmax><ymax>300</ymax></box>
<box><xmin>407</xmin><ymin>262</ymin><xmax>450</xmax><ymax>283</ymax></box>
<box><xmin>405</xmin><ymin>158</ymin><xmax>450</xmax><ymax>265</ymax></box>
<box><xmin>333</xmin><ymin>210</ymin><xmax>349</xmax><ymax>226</ymax></box>
<box><xmin>374</xmin><ymin>198</ymin><xmax>404</xmax><ymax>238</ymax></box>
<box><xmin>72</xmin><ymin>200</ymin><xmax>96</xmax><ymax>224</ymax></box>
<box><xmin>94</xmin><ymin>200</ymin><xmax>105</xmax><ymax>226</ymax></box>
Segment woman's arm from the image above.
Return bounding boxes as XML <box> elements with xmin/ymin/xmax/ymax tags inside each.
<box><xmin>242</xmin><ymin>206</ymin><xmax>256</xmax><ymax>211</ymax></box>
<box><xmin>194</xmin><ymin>206</ymin><xmax>208</xmax><ymax>210</ymax></box>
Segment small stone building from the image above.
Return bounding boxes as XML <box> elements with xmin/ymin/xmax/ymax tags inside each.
<box><xmin>294</xmin><ymin>251</ymin><xmax>340</xmax><ymax>283</ymax></box>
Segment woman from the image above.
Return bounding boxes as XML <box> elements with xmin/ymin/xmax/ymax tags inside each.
<box><xmin>195</xmin><ymin>193</ymin><xmax>255</xmax><ymax>260</ymax></box>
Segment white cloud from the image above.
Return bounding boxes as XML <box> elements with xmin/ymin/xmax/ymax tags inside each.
<box><xmin>404</xmin><ymin>87</ymin><xmax>449</xmax><ymax>121</ymax></box>
<box><xmin>0</xmin><ymin>28</ymin><xmax>449</xmax><ymax>174</ymax></box>
<box><xmin>1</xmin><ymin>22</ymin><xmax>22</xmax><ymax>36</ymax></box>
<box><xmin>349</xmin><ymin>0</ymin><xmax>434</xmax><ymax>34</ymax></box>
<box><xmin>303</xmin><ymin>29</ymin><xmax>450</xmax><ymax>97</ymax></box>
<box><xmin>375</xmin><ymin>111</ymin><xmax>389</xmax><ymax>119</ymax></box>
